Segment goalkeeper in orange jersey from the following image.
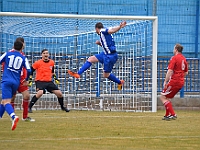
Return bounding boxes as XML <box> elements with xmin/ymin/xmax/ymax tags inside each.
<box><xmin>28</xmin><ymin>49</ymin><xmax>70</xmax><ymax>113</ymax></box>
<box><xmin>68</xmin><ymin>21</ymin><xmax>126</xmax><ymax>90</ymax></box>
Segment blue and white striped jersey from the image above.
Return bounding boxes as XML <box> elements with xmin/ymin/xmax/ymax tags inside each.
<box><xmin>99</xmin><ymin>28</ymin><xmax>116</xmax><ymax>54</ymax></box>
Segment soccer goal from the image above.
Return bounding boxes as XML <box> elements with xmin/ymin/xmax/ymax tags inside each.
<box><xmin>0</xmin><ymin>12</ymin><xmax>158</xmax><ymax>112</ymax></box>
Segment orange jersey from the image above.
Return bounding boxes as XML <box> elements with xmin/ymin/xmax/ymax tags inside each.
<box><xmin>32</xmin><ymin>59</ymin><xmax>54</xmax><ymax>81</ymax></box>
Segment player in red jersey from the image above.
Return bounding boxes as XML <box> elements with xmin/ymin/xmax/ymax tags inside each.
<box><xmin>160</xmin><ymin>43</ymin><xmax>188</xmax><ymax>121</ymax></box>
<box><xmin>10</xmin><ymin>37</ymin><xmax>35</xmax><ymax>121</ymax></box>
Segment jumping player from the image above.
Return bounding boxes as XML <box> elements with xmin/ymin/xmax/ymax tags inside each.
<box><xmin>9</xmin><ymin>37</ymin><xmax>35</xmax><ymax>122</ymax></box>
<box><xmin>28</xmin><ymin>49</ymin><xmax>70</xmax><ymax>113</ymax></box>
<box><xmin>160</xmin><ymin>44</ymin><xmax>188</xmax><ymax>121</ymax></box>
<box><xmin>0</xmin><ymin>41</ymin><xmax>31</xmax><ymax>130</ymax></box>
<box><xmin>68</xmin><ymin>21</ymin><xmax>126</xmax><ymax>90</ymax></box>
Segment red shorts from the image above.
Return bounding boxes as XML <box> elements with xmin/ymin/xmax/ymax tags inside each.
<box><xmin>17</xmin><ymin>82</ymin><xmax>29</xmax><ymax>93</ymax></box>
<box><xmin>161</xmin><ymin>80</ymin><xmax>184</xmax><ymax>99</ymax></box>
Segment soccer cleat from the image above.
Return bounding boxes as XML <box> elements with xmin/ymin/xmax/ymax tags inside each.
<box><xmin>28</xmin><ymin>108</ymin><xmax>33</xmax><ymax>113</ymax></box>
<box><xmin>22</xmin><ymin>117</ymin><xmax>35</xmax><ymax>122</ymax></box>
<box><xmin>162</xmin><ymin>115</ymin><xmax>177</xmax><ymax>121</ymax></box>
<box><xmin>162</xmin><ymin>116</ymin><xmax>170</xmax><ymax>120</ymax></box>
<box><xmin>68</xmin><ymin>70</ymin><xmax>80</xmax><ymax>78</ymax></box>
<box><xmin>169</xmin><ymin>115</ymin><xmax>177</xmax><ymax>120</ymax></box>
<box><xmin>118</xmin><ymin>80</ymin><xmax>125</xmax><ymax>90</ymax></box>
<box><xmin>11</xmin><ymin>116</ymin><xmax>19</xmax><ymax>131</ymax></box>
<box><xmin>61</xmin><ymin>107</ymin><xmax>70</xmax><ymax>112</ymax></box>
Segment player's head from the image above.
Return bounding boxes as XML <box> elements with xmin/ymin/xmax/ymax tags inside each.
<box><xmin>95</xmin><ymin>22</ymin><xmax>104</xmax><ymax>35</ymax></box>
<box><xmin>41</xmin><ymin>49</ymin><xmax>49</xmax><ymax>61</ymax></box>
<box><xmin>14</xmin><ymin>41</ymin><xmax>23</xmax><ymax>51</ymax></box>
<box><xmin>15</xmin><ymin>37</ymin><xmax>25</xmax><ymax>50</ymax></box>
<box><xmin>174</xmin><ymin>43</ymin><xmax>183</xmax><ymax>55</ymax></box>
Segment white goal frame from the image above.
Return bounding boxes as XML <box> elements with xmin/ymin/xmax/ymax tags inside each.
<box><xmin>0</xmin><ymin>12</ymin><xmax>158</xmax><ymax>112</ymax></box>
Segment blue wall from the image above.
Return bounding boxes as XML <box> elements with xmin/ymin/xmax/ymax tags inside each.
<box><xmin>0</xmin><ymin>0</ymin><xmax>199</xmax><ymax>57</ymax></box>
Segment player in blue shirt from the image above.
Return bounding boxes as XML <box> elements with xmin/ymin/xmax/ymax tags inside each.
<box><xmin>68</xmin><ymin>21</ymin><xmax>126</xmax><ymax>90</ymax></box>
<box><xmin>0</xmin><ymin>41</ymin><xmax>31</xmax><ymax>130</ymax></box>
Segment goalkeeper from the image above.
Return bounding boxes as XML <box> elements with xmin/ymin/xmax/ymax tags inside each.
<box><xmin>28</xmin><ymin>49</ymin><xmax>70</xmax><ymax>113</ymax></box>
<box><xmin>68</xmin><ymin>21</ymin><xmax>126</xmax><ymax>90</ymax></box>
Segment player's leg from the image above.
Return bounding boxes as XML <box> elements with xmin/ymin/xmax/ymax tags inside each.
<box><xmin>28</xmin><ymin>81</ymin><xmax>44</xmax><ymax>113</ymax></box>
<box><xmin>20</xmin><ymin>89</ymin><xmax>35</xmax><ymax>121</ymax></box>
<box><xmin>68</xmin><ymin>53</ymin><xmax>101</xmax><ymax>78</ymax></box>
<box><xmin>28</xmin><ymin>90</ymin><xmax>43</xmax><ymax>113</ymax></box>
<box><xmin>1</xmin><ymin>82</ymin><xmax>19</xmax><ymax>130</ymax></box>
<box><xmin>47</xmin><ymin>82</ymin><xmax>70</xmax><ymax>112</ymax></box>
<box><xmin>103</xmin><ymin>53</ymin><xmax>124</xmax><ymax>90</ymax></box>
<box><xmin>10</xmin><ymin>94</ymin><xmax>16</xmax><ymax>110</ymax></box>
<box><xmin>0</xmin><ymin>102</ymin><xmax>5</xmax><ymax>118</ymax></box>
<box><xmin>160</xmin><ymin>82</ymin><xmax>182</xmax><ymax>120</ymax></box>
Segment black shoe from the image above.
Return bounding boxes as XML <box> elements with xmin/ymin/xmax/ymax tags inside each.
<box><xmin>61</xmin><ymin>107</ymin><xmax>70</xmax><ymax>112</ymax></box>
<box><xmin>162</xmin><ymin>115</ymin><xmax>177</xmax><ymax>121</ymax></box>
<box><xmin>169</xmin><ymin>115</ymin><xmax>177</xmax><ymax>120</ymax></box>
<box><xmin>28</xmin><ymin>108</ymin><xmax>33</xmax><ymax>113</ymax></box>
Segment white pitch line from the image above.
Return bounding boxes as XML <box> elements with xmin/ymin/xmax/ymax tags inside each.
<box><xmin>1</xmin><ymin>115</ymin><xmax>199</xmax><ymax>120</ymax></box>
<box><xmin>0</xmin><ymin>115</ymin><xmax>161</xmax><ymax>120</ymax></box>
<box><xmin>0</xmin><ymin>136</ymin><xmax>200</xmax><ymax>142</ymax></box>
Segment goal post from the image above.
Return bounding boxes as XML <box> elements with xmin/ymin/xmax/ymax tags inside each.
<box><xmin>0</xmin><ymin>12</ymin><xmax>158</xmax><ymax>112</ymax></box>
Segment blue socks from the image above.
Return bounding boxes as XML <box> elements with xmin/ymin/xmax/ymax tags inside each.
<box><xmin>108</xmin><ymin>73</ymin><xmax>121</xmax><ymax>84</ymax></box>
<box><xmin>78</xmin><ymin>61</ymin><xmax>92</xmax><ymax>75</ymax></box>
<box><xmin>5</xmin><ymin>103</ymin><xmax>16</xmax><ymax>120</ymax></box>
<box><xmin>0</xmin><ymin>104</ymin><xmax>5</xmax><ymax>118</ymax></box>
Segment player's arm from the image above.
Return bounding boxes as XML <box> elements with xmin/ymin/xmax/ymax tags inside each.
<box><xmin>163</xmin><ymin>69</ymin><xmax>173</xmax><ymax>88</ymax></box>
<box><xmin>184</xmin><ymin>61</ymin><xmax>188</xmax><ymax>77</ymax></box>
<box><xmin>164</xmin><ymin>69</ymin><xmax>173</xmax><ymax>83</ymax></box>
<box><xmin>0</xmin><ymin>52</ymin><xmax>7</xmax><ymax>64</ymax></box>
<box><xmin>52</xmin><ymin>66</ymin><xmax>60</xmax><ymax>84</ymax></box>
<box><xmin>24</xmin><ymin>58</ymin><xmax>31</xmax><ymax>80</ymax></box>
<box><xmin>108</xmin><ymin>21</ymin><xmax>127</xmax><ymax>34</ymax></box>
<box><xmin>27</xmin><ymin>61</ymin><xmax>38</xmax><ymax>86</ymax></box>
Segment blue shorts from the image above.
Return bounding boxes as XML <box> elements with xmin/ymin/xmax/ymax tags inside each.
<box><xmin>95</xmin><ymin>52</ymin><xmax>118</xmax><ymax>73</ymax></box>
<box><xmin>1</xmin><ymin>81</ymin><xmax>19</xmax><ymax>99</ymax></box>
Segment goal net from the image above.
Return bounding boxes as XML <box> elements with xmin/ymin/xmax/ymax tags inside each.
<box><xmin>0</xmin><ymin>12</ymin><xmax>158</xmax><ymax>112</ymax></box>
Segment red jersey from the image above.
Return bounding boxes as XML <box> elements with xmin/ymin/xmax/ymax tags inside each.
<box><xmin>168</xmin><ymin>53</ymin><xmax>188</xmax><ymax>83</ymax></box>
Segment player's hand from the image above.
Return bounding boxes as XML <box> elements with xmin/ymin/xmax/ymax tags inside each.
<box><xmin>163</xmin><ymin>81</ymin><xmax>167</xmax><ymax>89</ymax></box>
<box><xmin>28</xmin><ymin>75</ymin><xmax>33</xmax><ymax>86</ymax></box>
<box><xmin>120</xmin><ymin>21</ymin><xmax>127</xmax><ymax>28</ymax></box>
<box><xmin>55</xmin><ymin>79</ymin><xmax>60</xmax><ymax>84</ymax></box>
<box><xmin>53</xmin><ymin>74</ymin><xmax>60</xmax><ymax>85</ymax></box>
<box><xmin>95</xmin><ymin>40</ymin><xmax>101</xmax><ymax>46</ymax></box>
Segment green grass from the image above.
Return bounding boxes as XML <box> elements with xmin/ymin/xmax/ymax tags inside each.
<box><xmin>0</xmin><ymin>110</ymin><xmax>200</xmax><ymax>150</ymax></box>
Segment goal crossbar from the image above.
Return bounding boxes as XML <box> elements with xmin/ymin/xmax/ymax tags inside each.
<box><xmin>0</xmin><ymin>12</ymin><xmax>158</xmax><ymax>112</ymax></box>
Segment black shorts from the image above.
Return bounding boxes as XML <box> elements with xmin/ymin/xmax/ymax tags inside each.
<box><xmin>35</xmin><ymin>81</ymin><xmax>59</xmax><ymax>93</ymax></box>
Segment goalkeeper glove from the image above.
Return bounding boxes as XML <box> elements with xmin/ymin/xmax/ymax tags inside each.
<box><xmin>53</xmin><ymin>74</ymin><xmax>60</xmax><ymax>84</ymax></box>
<box><xmin>28</xmin><ymin>75</ymin><xmax>33</xmax><ymax>86</ymax></box>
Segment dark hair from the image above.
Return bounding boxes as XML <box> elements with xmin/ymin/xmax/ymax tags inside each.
<box><xmin>14</xmin><ymin>41</ymin><xmax>23</xmax><ymax>51</ymax></box>
<box><xmin>95</xmin><ymin>22</ymin><xmax>104</xmax><ymax>29</ymax></box>
<box><xmin>15</xmin><ymin>37</ymin><xmax>24</xmax><ymax>43</ymax></box>
<box><xmin>41</xmin><ymin>48</ymin><xmax>48</xmax><ymax>54</ymax></box>
<box><xmin>175</xmin><ymin>44</ymin><xmax>183</xmax><ymax>53</ymax></box>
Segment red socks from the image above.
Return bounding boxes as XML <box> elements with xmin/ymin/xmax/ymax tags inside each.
<box><xmin>164</xmin><ymin>100</ymin><xmax>175</xmax><ymax>116</ymax></box>
<box><xmin>22</xmin><ymin>99</ymin><xmax>29</xmax><ymax>119</ymax></box>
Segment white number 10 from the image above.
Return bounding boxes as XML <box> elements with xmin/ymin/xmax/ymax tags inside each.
<box><xmin>8</xmin><ymin>55</ymin><xmax>23</xmax><ymax>69</ymax></box>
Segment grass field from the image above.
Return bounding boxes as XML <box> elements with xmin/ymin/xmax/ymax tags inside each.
<box><xmin>0</xmin><ymin>110</ymin><xmax>200</xmax><ymax>150</ymax></box>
